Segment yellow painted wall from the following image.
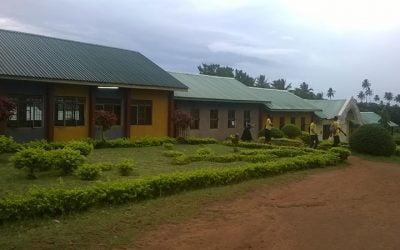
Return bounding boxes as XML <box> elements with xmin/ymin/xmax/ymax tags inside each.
<box><xmin>261</xmin><ymin>111</ymin><xmax>313</xmax><ymax>131</ymax></box>
<box><xmin>53</xmin><ymin>84</ymin><xmax>90</xmax><ymax>141</ymax></box>
<box><xmin>130</xmin><ymin>89</ymin><xmax>169</xmax><ymax>137</ymax></box>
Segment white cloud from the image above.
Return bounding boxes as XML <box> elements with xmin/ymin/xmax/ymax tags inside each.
<box><xmin>188</xmin><ymin>0</ymin><xmax>252</xmax><ymax>12</ymax></box>
<box><xmin>281</xmin><ymin>35</ymin><xmax>294</xmax><ymax>40</ymax></box>
<box><xmin>0</xmin><ymin>17</ymin><xmax>46</xmax><ymax>34</ymax></box>
<box><xmin>208</xmin><ymin>41</ymin><xmax>298</xmax><ymax>61</ymax></box>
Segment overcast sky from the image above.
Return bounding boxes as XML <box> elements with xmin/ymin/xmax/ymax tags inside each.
<box><xmin>1</xmin><ymin>0</ymin><xmax>400</xmax><ymax>98</ymax></box>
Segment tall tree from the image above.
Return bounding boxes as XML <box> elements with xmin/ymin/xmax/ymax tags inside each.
<box><xmin>384</xmin><ymin>92</ymin><xmax>393</xmax><ymax>105</ymax></box>
<box><xmin>197</xmin><ymin>64</ymin><xmax>234</xmax><ymax>77</ymax></box>
<box><xmin>357</xmin><ymin>91</ymin><xmax>365</xmax><ymax>103</ymax></box>
<box><xmin>315</xmin><ymin>92</ymin><xmax>324</xmax><ymax>99</ymax></box>
<box><xmin>361</xmin><ymin>79</ymin><xmax>371</xmax><ymax>91</ymax></box>
<box><xmin>271</xmin><ymin>79</ymin><xmax>292</xmax><ymax>90</ymax></box>
<box><xmin>374</xmin><ymin>94</ymin><xmax>380</xmax><ymax>102</ymax></box>
<box><xmin>394</xmin><ymin>94</ymin><xmax>400</xmax><ymax>105</ymax></box>
<box><xmin>365</xmin><ymin>88</ymin><xmax>373</xmax><ymax>103</ymax></box>
<box><xmin>255</xmin><ymin>75</ymin><xmax>270</xmax><ymax>88</ymax></box>
<box><xmin>379</xmin><ymin>106</ymin><xmax>391</xmax><ymax>129</ymax></box>
<box><xmin>292</xmin><ymin>82</ymin><xmax>315</xmax><ymax>99</ymax></box>
<box><xmin>234</xmin><ymin>69</ymin><xmax>255</xmax><ymax>86</ymax></box>
<box><xmin>327</xmin><ymin>88</ymin><xmax>335</xmax><ymax>99</ymax></box>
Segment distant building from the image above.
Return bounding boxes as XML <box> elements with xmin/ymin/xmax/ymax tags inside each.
<box><xmin>360</xmin><ymin>111</ymin><xmax>399</xmax><ymax>134</ymax></box>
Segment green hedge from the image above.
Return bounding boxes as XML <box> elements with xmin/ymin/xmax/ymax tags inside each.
<box><xmin>395</xmin><ymin>146</ymin><xmax>400</xmax><ymax>156</ymax></box>
<box><xmin>93</xmin><ymin>137</ymin><xmax>176</xmax><ymax>149</ymax></box>
<box><xmin>0</xmin><ymin>135</ymin><xmax>21</xmax><ymax>153</ymax></box>
<box><xmin>177</xmin><ymin>137</ymin><xmax>218</xmax><ymax>145</ymax></box>
<box><xmin>0</xmin><ymin>151</ymin><xmax>347</xmax><ymax>222</ymax></box>
<box><xmin>281</xmin><ymin>124</ymin><xmax>302</xmax><ymax>139</ymax></box>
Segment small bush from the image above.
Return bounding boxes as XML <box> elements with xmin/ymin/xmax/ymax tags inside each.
<box><xmin>349</xmin><ymin>124</ymin><xmax>396</xmax><ymax>156</ymax></box>
<box><xmin>177</xmin><ymin>137</ymin><xmax>218</xmax><ymax>145</ymax></box>
<box><xmin>93</xmin><ymin>137</ymin><xmax>176</xmax><ymax>149</ymax></box>
<box><xmin>47</xmin><ymin>149</ymin><xmax>86</xmax><ymax>174</ymax></box>
<box><xmin>196</xmin><ymin>147</ymin><xmax>213</xmax><ymax>156</ymax></box>
<box><xmin>270</xmin><ymin>128</ymin><xmax>284</xmax><ymax>138</ymax></box>
<box><xmin>163</xmin><ymin>143</ymin><xmax>174</xmax><ymax>150</ymax></box>
<box><xmin>97</xmin><ymin>162</ymin><xmax>113</xmax><ymax>171</ymax></box>
<box><xmin>329</xmin><ymin>147</ymin><xmax>351</xmax><ymax>161</ymax></box>
<box><xmin>281</xmin><ymin>124</ymin><xmax>301</xmax><ymax>139</ymax></box>
<box><xmin>11</xmin><ymin>148</ymin><xmax>47</xmax><ymax>179</ymax></box>
<box><xmin>117</xmin><ymin>160</ymin><xmax>135</xmax><ymax>176</ymax></box>
<box><xmin>0</xmin><ymin>135</ymin><xmax>20</xmax><ymax>153</ymax></box>
<box><xmin>395</xmin><ymin>146</ymin><xmax>400</xmax><ymax>156</ymax></box>
<box><xmin>75</xmin><ymin>164</ymin><xmax>102</xmax><ymax>180</ymax></box>
<box><xmin>300</xmin><ymin>132</ymin><xmax>311</xmax><ymax>144</ymax></box>
<box><xmin>162</xmin><ymin>150</ymin><xmax>184</xmax><ymax>157</ymax></box>
<box><xmin>271</xmin><ymin>138</ymin><xmax>303</xmax><ymax>147</ymax></box>
<box><xmin>65</xmin><ymin>141</ymin><xmax>93</xmax><ymax>156</ymax></box>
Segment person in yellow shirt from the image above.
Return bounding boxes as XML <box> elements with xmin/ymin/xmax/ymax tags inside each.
<box><xmin>309</xmin><ymin>117</ymin><xmax>318</xmax><ymax>149</ymax></box>
<box><xmin>332</xmin><ymin>116</ymin><xmax>346</xmax><ymax>147</ymax></box>
<box><xmin>264</xmin><ymin>115</ymin><xmax>272</xmax><ymax>144</ymax></box>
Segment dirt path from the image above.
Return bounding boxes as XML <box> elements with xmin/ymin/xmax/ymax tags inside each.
<box><xmin>133</xmin><ymin>157</ymin><xmax>400</xmax><ymax>250</ymax></box>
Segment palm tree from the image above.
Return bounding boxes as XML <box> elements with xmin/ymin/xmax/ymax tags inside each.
<box><xmin>384</xmin><ymin>92</ymin><xmax>393</xmax><ymax>105</ymax></box>
<box><xmin>255</xmin><ymin>75</ymin><xmax>270</xmax><ymax>88</ymax></box>
<box><xmin>271</xmin><ymin>79</ymin><xmax>292</xmax><ymax>90</ymax></box>
<box><xmin>357</xmin><ymin>91</ymin><xmax>365</xmax><ymax>103</ymax></box>
<box><xmin>327</xmin><ymin>88</ymin><xmax>335</xmax><ymax>99</ymax></box>
<box><xmin>374</xmin><ymin>94</ymin><xmax>380</xmax><ymax>102</ymax></box>
<box><xmin>361</xmin><ymin>79</ymin><xmax>371</xmax><ymax>90</ymax></box>
<box><xmin>395</xmin><ymin>94</ymin><xmax>400</xmax><ymax>105</ymax></box>
<box><xmin>365</xmin><ymin>88</ymin><xmax>373</xmax><ymax>103</ymax></box>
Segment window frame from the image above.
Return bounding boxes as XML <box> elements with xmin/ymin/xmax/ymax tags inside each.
<box><xmin>244</xmin><ymin>110</ymin><xmax>251</xmax><ymax>127</ymax></box>
<box><xmin>7</xmin><ymin>95</ymin><xmax>44</xmax><ymax>128</ymax></box>
<box><xmin>130</xmin><ymin>100</ymin><xmax>152</xmax><ymax>125</ymax></box>
<box><xmin>55</xmin><ymin>96</ymin><xmax>85</xmax><ymax>127</ymax></box>
<box><xmin>190</xmin><ymin>109</ymin><xmax>200</xmax><ymax>130</ymax></box>
<box><xmin>290</xmin><ymin>117</ymin><xmax>296</xmax><ymax>125</ymax></box>
<box><xmin>210</xmin><ymin>109</ymin><xmax>219</xmax><ymax>129</ymax></box>
<box><xmin>228</xmin><ymin>110</ymin><xmax>236</xmax><ymax>128</ymax></box>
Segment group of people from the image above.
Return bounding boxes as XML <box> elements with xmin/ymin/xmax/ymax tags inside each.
<box><xmin>263</xmin><ymin>115</ymin><xmax>346</xmax><ymax>148</ymax></box>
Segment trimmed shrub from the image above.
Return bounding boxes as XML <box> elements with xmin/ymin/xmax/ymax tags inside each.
<box><xmin>196</xmin><ymin>147</ymin><xmax>213</xmax><ymax>156</ymax></box>
<box><xmin>47</xmin><ymin>149</ymin><xmax>86</xmax><ymax>174</ymax></box>
<box><xmin>65</xmin><ymin>141</ymin><xmax>93</xmax><ymax>156</ymax></box>
<box><xmin>163</xmin><ymin>143</ymin><xmax>174</xmax><ymax>150</ymax></box>
<box><xmin>395</xmin><ymin>146</ymin><xmax>400</xmax><ymax>156</ymax></box>
<box><xmin>93</xmin><ymin>137</ymin><xmax>176</xmax><ymax>149</ymax></box>
<box><xmin>97</xmin><ymin>162</ymin><xmax>113</xmax><ymax>171</ymax></box>
<box><xmin>271</xmin><ymin>138</ymin><xmax>303</xmax><ymax>147</ymax></box>
<box><xmin>329</xmin><ymin>147</ymin><xmax>351</xmax><ymax>161</ymax></box>
<box><xmin>177</xmin><ymin>137</ymin><xmax>218</xmax><ymax>145</ymax></box>
<box><xmin>270</xmin><ymin>128</ymin><xmax>284</xmax><ymax>138</ymax></box>
<box><xmin>0</xmin><ymin>151</ymin><xmax>344</xmax><ymax>222</ymax></box>
<box><xmin>75</xmin><ymin>164</ymin><xmax>102</xmax><ymax>180</ymax></box>
<box><xmin>281</xmin><ymin>124</ymin><xmax>301</xmax><ymax>139</ymax></box>
<box><xmin>300</xmin><ymin>132</ymin><xmax>311</xmax><ymax>144</ymax></box>
<box><xmin>349</xmin><ymin>124</ymin><xmax>396</xmax><ymax>156</ymax></box>
<box><xmin>162</xmin><ymin>150</ymin><xmax>184</xmax><ymax>157</ymax></box>
<box><xmin>117</xmin><ymin>160</ymin><xmax>135</xmax><ymax>176</ymax></box>
<box><xmin>0</xmin><ymin>135</ymin><xmax>20</xmax><ymax>153</ymax></box>
<box><xmin>11</xmin><ymin>148</ymin><xmax>47</xmax><ymax>178</ymax></box>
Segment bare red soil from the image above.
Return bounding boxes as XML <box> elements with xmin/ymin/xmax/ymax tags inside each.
<box><xmin>134</xmin><ymin>156</ymin><xmax>400</xmax><ymax>250</ymax></box>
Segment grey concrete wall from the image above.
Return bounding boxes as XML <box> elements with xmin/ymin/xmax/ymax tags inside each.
<box><xmin>2</xmin><ymin>79</ymin><xmax>47</xmax><ymax>142</ymax></box>
<box><xmin>175</xmin><ymin>100</ymin><xmax>261</xmax><ymax>140</ymax></box>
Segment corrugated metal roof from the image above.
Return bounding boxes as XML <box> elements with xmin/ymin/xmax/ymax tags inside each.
<box><xmin>247</xmin><ymin>87</ymin><xmax>321</xmax><ymax>111</ymax></box>
<box><xmin>306</xmin><ymin>99</ymin><xmax>347</xmax><ymax>119</ymax></box>
<box><xmin>0</xmin><ymin>29</ymin><xmax>187</xmax><ymax>90</ymax></box>
<box><xmin>360</xmin><ymin>112</ymin><xmax>398</xmax><ymax>127</ymax></box>
<box><xmin>171</xmin><ymin>72</ymin><xmax>268</xmax><ymax>103</ymax></box>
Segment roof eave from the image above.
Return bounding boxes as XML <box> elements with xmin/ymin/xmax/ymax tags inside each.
<box><xmin>174</xmin><ymin>96</ymin><xmax>270</xmax><ymax>104</ymax></box>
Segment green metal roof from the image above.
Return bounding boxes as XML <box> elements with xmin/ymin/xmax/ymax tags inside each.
<box><xmin>360</xmin><ymin>112</ymin><xmax>398</xmax><ymax>127</ymax></box>
<box><xmin>0</xmin><ymin>29</ymin><xmax>187</xmax><ymax>90</ymax></box>
<box><xmin>171</xmin><ymin>72</ymin><xmax>268</xmax><ymax>104</ymax></box>
<box><xmin>247</xmin><ymin>87</ymin><xmax>321</xmax><ymax>111</ymax></box>
<box><xmin>306</xmin><ymin>99</ymin><xmax>347</xmax><ymax>119</ymax></box>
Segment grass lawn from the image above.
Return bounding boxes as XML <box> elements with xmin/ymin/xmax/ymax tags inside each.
<box><xmin>0</xmin><ymin>144</ymin><xmax>242</xmax><ymax>196</ymax></box>
<box><xmin>353</xmin><ymin>153</ymin><xmax>400</xmax><ymax>165</ymax></box>
<box><xmin>0</xmin><ymin>167</ymin><xmax>338</xmax><ymax>250</ymax></box>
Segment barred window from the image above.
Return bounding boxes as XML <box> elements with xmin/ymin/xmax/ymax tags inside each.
<box><xmin>228</xmin><ymin>110</ymin><xmax>236</xmax><ymax>128</ymax></box>
<box><xmin>7</xmin><ymin>95</ymin><xmax>43</xmax><ymax>128</ymax></box>
<box><xmin>190</xmin><ymin>109</ymin><xmax>200</xmax><ymax>129</ymax></box>
<box><xmin>55</xmin><ymin>97</ymin><xmax>85</xmax><ymax>126</ymax></box>
<box><xmin>131</xmin><ymin>100</ymin><xmax>152</xmax><ymax>125</ymax></box>
<box><xmin>210</xmin><ymin>109</ymin><xmax>218</xmax><ymax>129</ymax></box>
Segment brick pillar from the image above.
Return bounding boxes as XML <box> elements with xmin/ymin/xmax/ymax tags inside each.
<box><xmin>123</xmin><ymin>88</ymin><xmax>131</xmax><ymax>138</ymax></box>
<box><xmin>88</xmin><ymin>86</ymin><xmax>97</xmax><ymax>139</ymax></box>
<box><xmin>46</xmin><ymin>84</ymin><xmax>55</xmax><ymax>141</ymax></box>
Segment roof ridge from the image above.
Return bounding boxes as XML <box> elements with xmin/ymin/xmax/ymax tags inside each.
<box><xmin>248</xmin><ymin>87</ymin><xmax>289</xmax><ymax>92</ymax></box>
<box><xmin>0</xmin><ymin>28</ymin><xmax>142</xmax><ymax>56</ymax></box>
<box><xmin>169</xmin><ymin>71</ymin><xmax>237</xmax><ymax>80</ymax></box>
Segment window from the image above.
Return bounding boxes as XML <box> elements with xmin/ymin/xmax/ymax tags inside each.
<box><xmin>291</xmin><ymin>117</ymin><xmax>296</xmax><ymax>125</ymax></box>
<box><xmin>7</xmin><ymin>95</ymin><xmax>43</xmax><ymax>128</ymax></box>
<box><xmin>244</xmin><ymin>110</ymin><xmax>251</xmax><ymax>127</ymax></box>
<box><xmin>96</xmin><ymin>98</ymin><xmax>122</xmax><ymax>125</ymax></box>
<box><xmin>210</xmin><ymin>109</ymin><xmax>218</xmax><ymax>129</ymax></box>
<box><xmin>301</xmin><ymin>117</ymin><xmax>306</xmax><ymax>131</ymax></box>
<box><xmin>55</xmin><ymin>97</ymin><xmax>85</xmax><ymax>126</ymax></box>
<box><xmin>131</xmin><ymin>100</ymin><xmax>152</xmax><ymax>125</ymax></box>
<box><xmin>228</xmin><ymin>110</ymin><xmax>236</xmax><ymax>128</ymax></box>
<box><xmin>190</xmin><ymin>109</ymin><xmax>200</xmax><ymax>129</ymax></box>
<box><xmin>279</xmin><ymin>117</ymin><xmax>285</xmax><ymax>129</ymax></box>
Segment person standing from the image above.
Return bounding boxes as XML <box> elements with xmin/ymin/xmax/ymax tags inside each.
<box><xmin>332</xmin><ymin>116</ymin><xmax>346</xmax><ymax>147</ymax></box>
<box><xmin>264</xmin><ymin>115</ymin><xmax>272</xmax><ymax>144</ymax></box>
<box><xmin>309</xmin><ymin>117</ymin><xmax>318</xmax><ymax>149</ymax></box>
